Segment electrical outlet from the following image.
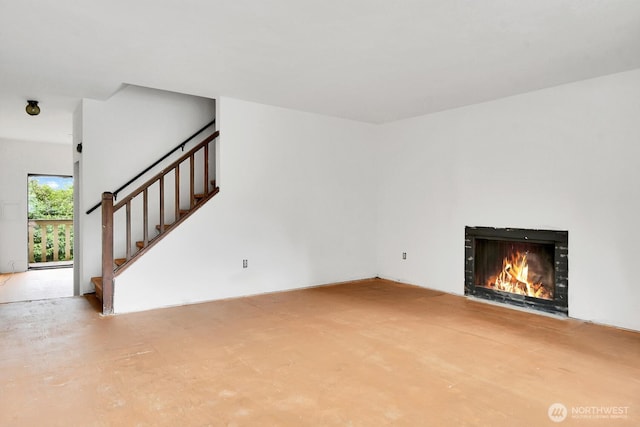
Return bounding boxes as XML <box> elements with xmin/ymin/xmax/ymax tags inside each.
<box><xmin>242</xmin><ymin>259</ymin><xmax>248</xmax><ymax>268</ymax></box>
<box><xmin>402</xmin><ymin>252</ymin><xmax>407</xmax><ymax>260</ymax></box>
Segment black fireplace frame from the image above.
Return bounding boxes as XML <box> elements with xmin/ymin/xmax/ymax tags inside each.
<box><xmin>464</xmin><ymin>226</ymin><xmax>568</xmax><ymax>316</ymax></box>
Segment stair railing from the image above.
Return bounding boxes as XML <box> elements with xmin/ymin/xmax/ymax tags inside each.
<box><xmin>86</xmin><ymin>119</ymin><xmax>215</xmax><ymax>215</ymax></box>
<box><xmin>100</xmin><ymin>130</ymin><xmax>220</xmax><ymax>314</ymax></box>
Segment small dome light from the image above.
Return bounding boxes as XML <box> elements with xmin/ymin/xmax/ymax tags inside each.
<box><xmin>26</xmin><ymin>100</ymin><xmax>40</xmax><ymax>116</ymax></box>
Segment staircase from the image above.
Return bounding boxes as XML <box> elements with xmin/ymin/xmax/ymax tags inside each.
<box><xmin>90</xmin><ymin>125</ymin><xmax>220</xmax><ymax>314</ymax></box>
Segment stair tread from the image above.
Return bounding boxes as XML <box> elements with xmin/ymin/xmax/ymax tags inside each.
<box><xmin>155</xmin><ymin>223</ymin><xmax>175</xmax><ymax>231</ymax></box>
<box><xmin>195</xmin><ymin>185</ymin><xmax>220</xmax><ymax>200</ymax></box>
<box><xmin>114</xmin><ymin>258</ymin><xmax>126</xmax><ymax>266</ymax></box>
<box><xmin>91</xmin><ymin>277</ymin><xmax>103</xmax><ymax>301</ymax></box>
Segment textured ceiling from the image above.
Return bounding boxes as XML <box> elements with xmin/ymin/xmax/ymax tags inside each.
<box><xmin>1</xmin><ymin>0</ymin><xmax>639</xmax><ymax>144</ymax></box>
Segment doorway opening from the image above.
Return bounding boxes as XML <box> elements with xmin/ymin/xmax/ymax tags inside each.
<box><xmin>0</xmin><ymin>175</ymin><xmax>74</xmax><ymax>304</ymax></box>
<box><xmin>27</xmin><ymin>174</ymin><xmax>74</xmax><ymax>269</ymax></box>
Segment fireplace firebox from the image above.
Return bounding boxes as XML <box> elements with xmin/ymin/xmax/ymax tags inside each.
<box><xmin>465</xmin><ymin>226</ymin><xmax>568</xmax><ymax>316</ymax></box>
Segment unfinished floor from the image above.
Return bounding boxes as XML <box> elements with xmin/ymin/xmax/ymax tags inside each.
<box><xmin>1</xmin><ymin>279</ymin><xmax>638</xmax><ymax>426</ymax></box>
<box><xmin>0</xmin><ymin>267</ymin><xmax>73</xmax><ymax>304</ymax></box>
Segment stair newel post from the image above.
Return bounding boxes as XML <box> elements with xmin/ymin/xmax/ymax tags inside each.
<box><xmin>101</xmin><ymin>192</ymin><xmax>115</xmax><ymax>315</ymax></box>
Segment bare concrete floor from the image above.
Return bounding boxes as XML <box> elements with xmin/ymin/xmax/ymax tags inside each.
<box><xmin>0</xmin><ymin>279</ymin><xmax>638</xmax><ymax>426</ymax></box>
<box><xmin>0</xmin><ymin>267</ymin><xmax>73</xmax><ymax>304</ymax></box>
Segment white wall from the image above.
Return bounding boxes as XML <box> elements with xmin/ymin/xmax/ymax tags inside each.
<box><xmin>0</xmin><ymin>138</ymin><xmax>72</xmax><ymax>273</ymax></box>
<box><xmin>85</xmin><ymin>71</ymin><xmax>640</xmax><ymax>332</ymax></box>
<box><xmin>78</xmin><ymin>85</ymin><xmax>215</xmax><ymax>293</ymax></box>
<box><xmin>114</xmin><ymin>97</ymin><xmax>378</xmax><ymax>312</ymax></box>
<box><xmin>73</xmin><ymin>103</ymin><xmax>83</xmax><ymax>295</ymax></box>
<box><xmin>376</xmin><ymin>68</ymin><xmax>640</xmax><ymax>331</ymax></box>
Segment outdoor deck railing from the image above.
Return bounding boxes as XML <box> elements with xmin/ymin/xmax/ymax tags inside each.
<box><xmin>28</xmin><ymin>219</ymin><xmax>74</xmax><ymax>263</ymax></box>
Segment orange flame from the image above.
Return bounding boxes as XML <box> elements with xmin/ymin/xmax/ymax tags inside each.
<box><xmin>485</xmin><ymin>251</ymin><xmax>553</xmax><ymax>300</ymax></box>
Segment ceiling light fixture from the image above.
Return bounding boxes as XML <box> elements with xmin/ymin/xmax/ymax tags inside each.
<box><xmin>26</xmin><ymin>100</ymin><xmax>40</xmax><ymax>116</ymax></box>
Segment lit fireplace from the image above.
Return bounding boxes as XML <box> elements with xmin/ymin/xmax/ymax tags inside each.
<box><xmin>465</xmin><ymin>227</ymin><xmax>568</xmax><ymax>316</ymax></box>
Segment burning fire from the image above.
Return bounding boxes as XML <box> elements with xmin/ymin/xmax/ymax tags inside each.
<box><xmin>487</xmin><ymin>251</ymin><xmax>553</xmax><ymax>300</ymax></box>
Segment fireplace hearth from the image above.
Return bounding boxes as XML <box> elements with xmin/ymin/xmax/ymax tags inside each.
<box><xmin>465</xmin><ymin>226</ymin><xmax>568</xmax><ymax>316</ymax></box>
